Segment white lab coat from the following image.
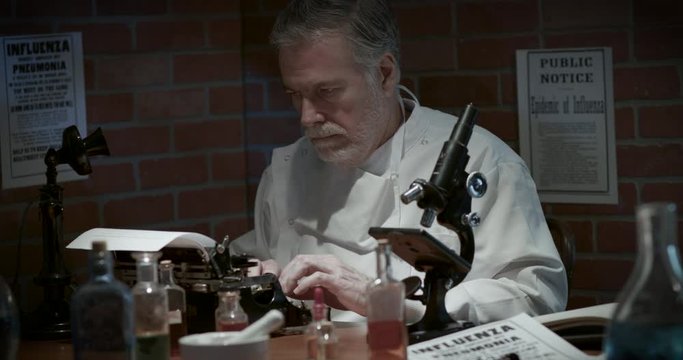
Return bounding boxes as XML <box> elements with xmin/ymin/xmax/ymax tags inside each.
<box><xmin>232</xmin><ymin>99</ymin><xmax>568</xmax><ymax>324</ymax></box>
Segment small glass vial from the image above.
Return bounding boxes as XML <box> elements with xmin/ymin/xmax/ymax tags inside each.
<box><xmin>305</xmin><ymin>287</ymin><xmax>338</xmax><ymax>360</ymax></box>
<box><xmin>367</xmin><ymin>239</ymin><xmax>408</xmax><ymax>360</ymax></box>
<box><xmin>70</xmin><ymin>241</ymin><xmax>134</xmax><ymax>360</ymax></box>
<box><xmin>0</xmin><ymin>275</ymin><xmax>20</xmax><ymax>360</ymax></box>
<box><xmin>132</xmin><ymin>252</ymin><xmax>170</xmax><ymax>360</ymax></box>
<box><xmin>604</xmin><ymin>202</ymin><xmax>683</xmax><ymax>359</ymax></box>
<box><xmin>215</xmin><ymin>289</ymin><xmax>249</xmax><ymax>331</ymax></box>
<box><xmin>159</xmin><ymin>260</ymin><xmax>186</xmax><ymax>356</ymax></box>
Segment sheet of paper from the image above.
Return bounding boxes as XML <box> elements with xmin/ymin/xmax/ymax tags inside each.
<box><xmin>408</xmin><ymin>313</ymin><xmax>601</xmax><ymax>359</ymax></box>
<box><xmin>66</xmin><ymin>227</ymin><xmax>217</xmax><ymax>252</ymax></box>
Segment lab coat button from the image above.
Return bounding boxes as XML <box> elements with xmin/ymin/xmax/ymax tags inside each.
<box><xmin>288</xmin><ymin>218</ymin><xmax>294</xmax><ymax>225</ymax></box>
<box><xmin>421</xmin><ymin>139</ymin><xmax>429</xmax><ymax>145</ymax></box>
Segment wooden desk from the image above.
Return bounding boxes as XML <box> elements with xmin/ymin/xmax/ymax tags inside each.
<box><xmin>19</xmin><ymin>325</ymin><xmax>368</xmax><ymax>359</ymax></box>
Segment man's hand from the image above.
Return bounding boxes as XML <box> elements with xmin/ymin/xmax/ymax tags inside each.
<box><xmin>279</xmin><ymin>254</ymin><xmax>372</xmax><ymax>316</ymax></box>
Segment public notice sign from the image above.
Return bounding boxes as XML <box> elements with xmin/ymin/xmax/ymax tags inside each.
<box><xmin>0</xmin><ymin>32</ymin><xmax>87</xmax><ymax>189</ymax></box>
<box><xmin>516</xmin><ymin>48</ymin><xmax>617</xmax><ymax>204</ymax></box>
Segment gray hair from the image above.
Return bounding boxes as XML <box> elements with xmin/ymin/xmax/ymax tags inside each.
<box><xmin>270</xmin><ymin>0</ymin><xmax>401</xmax><ymax>81</ymax></box>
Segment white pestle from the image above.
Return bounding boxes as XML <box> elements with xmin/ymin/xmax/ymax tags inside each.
<box><xmin>222</xmin><ymin>309</ymin><xmax>285</xmax><ymax>345</ymax></box>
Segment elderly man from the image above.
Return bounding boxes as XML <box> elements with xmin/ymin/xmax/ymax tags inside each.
<box><xmin>231</xmin><ymin>0</ymin><xmax>567</xmax><ymax>324</ymax></box>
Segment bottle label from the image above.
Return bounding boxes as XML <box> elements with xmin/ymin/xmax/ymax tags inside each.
<box><xmin>168</xmin><ymin>309</ymin><xmax>182</xmax><ymax>325</ymax></box>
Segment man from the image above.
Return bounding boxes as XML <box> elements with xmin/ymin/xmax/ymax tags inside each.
<box><xmin>231</xmin><ymin>0</ymin><xmax>567</xmax><ymax>324</ymax></box>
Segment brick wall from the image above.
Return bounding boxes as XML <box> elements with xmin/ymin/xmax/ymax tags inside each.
<box><xmin>0</xmin><ymin>0</ymin><xmax>681</xmax><ymax>313</ymax></box>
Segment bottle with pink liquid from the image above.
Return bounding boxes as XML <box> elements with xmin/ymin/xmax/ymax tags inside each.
<box><xmin>215</xmin><ymin>289</ymin><xmax>249</xmax><ymax>331</ymax></box>
<box><xmin>367</xmin><ymin>239</ymin><xmax>408</xmax><ymax>360</ymax></box>
<box><xmin>305</xmin><ymin>287</ymin><xmax>338</xmax><ymax>359</ymax></box>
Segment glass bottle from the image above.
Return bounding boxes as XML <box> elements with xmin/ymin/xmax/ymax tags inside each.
<box><xmin>132</xmin><ymin>252</ymin><xmax>170</xmax><ymax>360</ymax></box>
<box><xmin>0</xmin><ymin>275</ymin><xmax>20</xmax><ymax>360</ymax></box>
<box><xmin>367</xmin><ymin>239</ymin><xmax>408</xmax><ymax>360</ymax></box>
<box><xmin>159</xmin><ymin>260</ymin><xmax>186</xmax><ymax>356</ymax></box>
<box><xmin>215</xmin><ymin>289</ymin><xmax>249</xmax><ymax>331</ymax></box>
<box><xmin>70</xmin><ymin>241</ymin><xmax>134</xmax><ymax>360</ymax></box>
<box><xmin>604</xmin><ymin>202</ymin><xmax>683</xmax><ymax>359</ymax></box>
<box><xmin>305</xmin><ymin>286</ymin><xmax>338</xmax><ymax>360</ymax></box>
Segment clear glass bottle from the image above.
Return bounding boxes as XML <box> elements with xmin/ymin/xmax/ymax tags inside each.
<box><xmin>0</xmin><ymin>275</ymin><xmax>20</xmax><ymax>360</ymax></box>
<box><xmin>215</xmin><ymin>289</ymin><xmax>249</xmax><ymax>331</ymax></box>
<box><xmin>367</xmin><ymin>239</ymin><xmax>408</xmax><ymax>360</ymax></box>
<box><xmin>132</xmin><ymin>252</ymin><xmax>170</xmax><ymax>360</ymax></box>
<box><xmin>305</xmin><ymin>286</ymin><xmax>337</xmax><ymax>360</ymax></box>
<box><xmin>604</xmin><ymin>202</ymin><xmax>683</xmax><ymax>359</ymax></box>
<box><xmin>159</xmin><ymin>260</ymin><xmax>186</xmax><ymax>356</ymax></box>
<box><xmin>70</xmin><ymin>241</ymin><xmax>134</xmax><ymax>360</ymax></box>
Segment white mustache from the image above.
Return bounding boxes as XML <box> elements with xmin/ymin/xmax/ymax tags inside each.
<box><xmin>305</xmin><ymin>123</ymin><xmax>346</xmax><ymax>139</ymax></box>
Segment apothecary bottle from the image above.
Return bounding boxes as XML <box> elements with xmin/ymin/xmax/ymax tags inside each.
<box><xmin>367</xmin><ymin>239</ymin><xmax>408</xmax><ymax>360</ymax></box>
<box><xmin>71</xmin><ymin>241</ymin><xmax>134</xmax><ymax>360</ymax></box>
<box><xmin>215</xmin><ymin>289</ymin><xmax>249</xmax><ymax>331</ymax></box>
<box><xmin>305</xmin><ymin>286</ymin><xmax>337</xmax><ymax>360</ymax></box>
<box><xmin>132</xmin><ymin>252</ymin><xmax>170</xmax><ymax>360</ymax></box>
<box><xmin>603</xmin><ymin>202</ymin><xmax>683</xmax><ymax>359</ymax></box>
<box><xmin>159</xmin><ymin>260</ymin><xmax>186</xmax><ymax>356</ymax></box>
<box><xmin>0</xmin><ymin>275</ymin><xmax>20</xmax><ymax>360</ymax></box>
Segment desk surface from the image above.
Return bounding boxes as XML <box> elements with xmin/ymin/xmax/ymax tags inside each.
<box><xmin>18</xmin><ymin>326</ymin><xmax>368</xmax><ymax>360</ymax></box>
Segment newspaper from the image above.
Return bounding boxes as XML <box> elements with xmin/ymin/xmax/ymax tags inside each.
<box><xmin>408</xmin><ymin>313</ymin><xmax>601</xmax><ymax>359</ymax></box>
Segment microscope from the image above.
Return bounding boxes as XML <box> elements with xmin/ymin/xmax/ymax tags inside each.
<box><xmin>369</xmin><ymin>103</ymin><xmax>487</xmax><ymax>344</ymax></box>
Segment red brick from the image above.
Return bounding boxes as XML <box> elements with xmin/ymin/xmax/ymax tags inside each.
<box><xmin>572</xmin><ymin>258</ymin><xmax>633</xmax><ymax>291</ymax></box>
<box><xmin>0</xmin><ymin>208</ymin><xmax>22</xmax><ymax>242</ymax></box>
<box><xmin>567</xmin><ymin>296</ymin><xmax>601</xmax><ymax>310</ymax></box>
<box><xmin>175</xmin><ymin>119</ymin><xmax>243</xmax><ymax>151</ymax></box>
<box><xmin>642</xmin><ymin>183</ymin><xmax>683</xmax><ymax>210</ymax></box>
<box><xmin>548</xmin><ymin>183</ymin><xmax>637</xmax><ymax>216</ymax></box>
<box><xmin>394</xmin><ymin>3</ymin><xmax>452</xmax><ymax>37</ymax></box>
<box><xmin>0</xmin><ymin>23</ymin><xmax>51</xmax><ymax>36</ymax></box>
<box><xmin>597</xmin><ymin>221</ymin><xmax>636</xmax><ymax>253</ymax></box>
<box><xmin>137</xmin><ymin>21</ymin><xmax>205</xmax><ymax>51</ymax></box>
<box><xmin>86</xmin><ymin>93</ymin><xmax>134</xmax><ymax>123</ymax></box>
<box><xmin>457</xmin><ymin>0</ymin><xmax>537</xmax><ymax>34</ymax></box>
<box><xmin>244</xmin><ymin>48</ymin><xmax>280</xmax><ymax>78</ymax></box>
<box><xmin>615</xmin><ymin>107</ymin><xmax>635</xmax><ymax>139</ymax></box>
<box><xmin>137</xmin><ymin>88</ymin><xmax>205</xmax><ymax>120</ymax></box>
<box><xmin>84</xmin><ymin>59</ymin><xmax>95</xmax><ymax>90</ymax></box>
<box><xmin>267</xmin><ymin>79</ymin><xmax>293</xmax><ymax>111</ymax></box>
<box><xmin>174</xmin><ymin>52</ymin><xmax>241</xmax><ymax>83</ymax></box>
<box><xmin>140</xmin><ymin>155</ymin><xmax>209</xmax><ymax>189</ymax></box>
<box><xmin>246</xmin><ymin>82</ymin><xmax>265</xmax><ymax>112</ymax></box>
<box><xmin>17</xmin><ymin>0</ymin><xmax>91</xmax><ymax>16</ymax></box>
<box><xmin>96</xmin><ymin>0</ymin><xmax>166</xmax><ymax>16</ymax></box>
<box><xmin>65</xmin><ymin>163</ymin><xmax>136</xmax><ymax>196</ymax></box>
<box><xmin>243</xmin><ymin>14</ymin><xmax>276</xmax><ymax>46</ymax></box>
<box><xmin>178</xmin><ymin>186</ymin><xmax>247</xmax><ymax>219</ymax></box>
<box><xmin>0</xmin><ymin>184</ymin><xmax>42</xmax><ymax>205</ymax></box>
<box><xmin>59</xmin><ymin>23</ymin><xmax>132</xmax><ymax>54</ymax></box>
<box><xmin>62</xmin><ymin>201</ymin><xmax>99</xmax><ymax>234</ymax></box>
<box><xmin>212</xmin><ymin>152</ymin><xmax>247</xmax><ymax>181</ymax></box>
<box><xmin>568</xmin><ymin>220</ymin><xmax>594</xmax><ymax>253</ymax></box>
<box><xmin>209</xmin><ymin>19</ymin><xmax>242</xmax><ymax>49</ymax></box>
<box><xmin>614</xmin><ymin>66</ymin><xmax>681</xmax><ymax>101</ymax></box>
<box><xmin>545</xmin><ymin>31</ymin><xmax>629</xmax><ymax>63</ymax></box>
<box><xmin>458</xmin><ymin>36</ymin><xmax>538</xmax><ymax>70</ymax></box>
<box><xmin>0</xmin><ymin>0</ymin><xmax>9</xmax><ymax>16</ymax></box>
<box><xmin>617</xmin><ymin>144</ymin><xmax>683</xmax><ymax>177</ymax></box>
<box><xmin>501</xmin><ymin>73</ymin><xmax>516</xmax><ymax>106</ymax></box>
<box><xmin>542</xmin><ymin>0</ymin><xmax>629</xmax><ymax>29</ymax></box>
<box><xmin>104</xmin><ymin>126</ymin><xmax>171</xmax><ymax>156</ymax></box>
<box><xmin>420</xmin><ymin>75</ymin><xmax>498</xmax><ymax>107</ymax></box>
<box><xmin>639</xmin><ymin>105</ymin><xmax>683</xmax><ymax>138</ymax></box>
<box><xmin>171</xmin><ymin>0</ymin><xmax>240</xmax><ymax>13</ymax></box>
<box><xmin>216</xmin><ymin>217</ymin><xmax>250</xmax><ymax>241</ymax></box>
<box><xmin>97</xmin><ymin>55</ymin><xmax>169</xmax><ymax>89</ymax></box>
<box><xmin>103</xmin><ymin>194</ymin><xmax>174</xmax><ymax>228</ymax></box>
<box><xmin>634</xmin><ymin>0</ymin><xmax>683</xmax><ymax>26</ymax></box>
<box><xmin>247</xmin><ymin>150</ymin><xmax>269</xmax><ymax>178</ymax></box>
<box><xmin>635</xmin><ymin>27</ymin><xmax>683</xmax><ymax>61</ymax></box>
<box><xmin>210</xmin><ymin>85</ymin><xmax>244</xmax><ymax>114</ymax></box>
<box><xmin>246</xmin><ymin>116</ymin><xmax>301</xmax><ymax>145</ymax></box>
<box><xmin>263</xmin><ymin>0</ymin><xmax>287</xmax><ymax>12</ymax></box>
<box><xmin>401</xmin><ymin>38</ymin><xmax>456</xmax><ymax>72</ymax></box>
<box><xmin>164</xmin><ymin>223</ymin><xmax>212</xmax><ymax>239</ymax></box>
<box><xmin>0</xmin><ymin>244</ymin><xmax>43</xmax><ymax>277</ymax></box>
<box><xmin>477</xmin><ymin>110</ymin><xmax>518</xmax><ymax>141</ymax></box>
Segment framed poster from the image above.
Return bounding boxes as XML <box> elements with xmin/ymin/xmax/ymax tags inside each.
<box><xmin>516</xmin><ymin>48</ymin><xmax>617</xmax><ymax>204</ymax></box>
<box><xmin>0</xmin><ymin>32</ymin><xmax>87</xmax><ymax>189</ymax></box>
